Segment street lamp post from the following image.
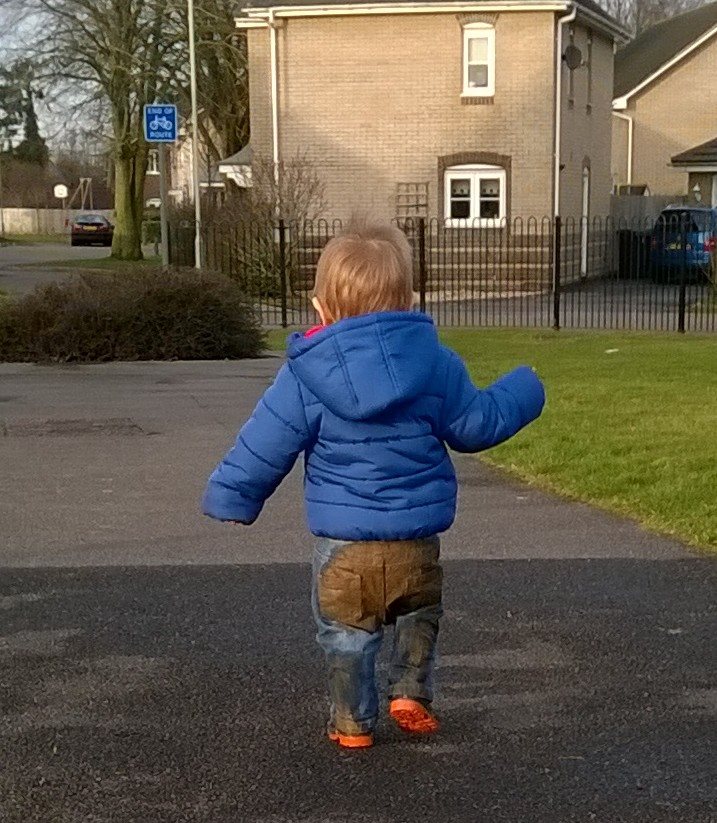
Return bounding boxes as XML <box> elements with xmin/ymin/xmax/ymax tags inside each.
<box><xmin>0</xmin><ymin>149</ymin><xmax>5</xmax><ymax>238</ymax></box>
<box><xmin>188</xmin><ymin>0</ymin><xmax>202</xmax><ymax>269</ymax></box>
<box><xmin>0</xmin><ymin>137</ymin><xmax>10</xmax><ymax>238</ymax></box>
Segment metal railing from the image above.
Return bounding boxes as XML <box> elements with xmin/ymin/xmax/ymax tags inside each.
<box><xmin>168</xmin><ymin>215</ymin><xmax>717</xmax><ymax>333</ymax></box>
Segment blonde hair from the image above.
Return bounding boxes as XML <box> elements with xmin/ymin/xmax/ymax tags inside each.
<box><xmin>313</xmin><ymin>219</ymin><xmax>414</xmax><ymax>322</ymax></box>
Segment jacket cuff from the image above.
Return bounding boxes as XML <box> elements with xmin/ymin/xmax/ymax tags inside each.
<box><xmin>202</xmin><ymin>483</ymin><xmax>263</xmax><ymax>523</ymax></box>
<box><xmin>493</xmin><ymin>366</ymin><xmax>546</xmax><ymax>426</ymax></box>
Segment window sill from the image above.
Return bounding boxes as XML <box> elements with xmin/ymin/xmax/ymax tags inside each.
<box><xmin>444</xmin><ymin>218</ymin><xmax>505</xmax><ymax>229</ymax></box>
<box><xmin>461</xmin><ymin>94</ymin><xmax>495</xmax><ymax>106</ymax></box>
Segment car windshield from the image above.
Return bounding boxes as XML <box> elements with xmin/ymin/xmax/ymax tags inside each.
<box><xmin>655</xmin><ymin>210</ymin><xmax>710</xmax><ymax>233</ymax></box>
<box><xmin>76</xmin><ymin>215</ymin><xmax>106</xmax><ymax>225</ymax></box>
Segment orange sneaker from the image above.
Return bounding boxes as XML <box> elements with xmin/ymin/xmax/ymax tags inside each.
<box><xmin>327</xmin><ymin>728</ymin><xmax>374</xmax><ymax>749</ymax></box>
<box><xmin>389</xmin><ymin>698</ymin><xmax>440</xmax><ymax>734</ymax></box>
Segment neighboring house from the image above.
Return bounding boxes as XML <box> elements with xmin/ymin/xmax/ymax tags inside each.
<box><xmin>236</xmin><ymin>0</ymin><xmax>625</xmax><ymax>226</ymax></box>
<box><xmin>144</xmin><ymin>117</ymin><xmax>227</xmax><ymax>208</ymax></box>
<box><xmin>671</xmin><ymin>137</ymin><xmax>717</xmax><ymax>206</ymax></box>
<box><xmin>612</xmin><ymin>1</ymin><xmax>717</xmax><ymax>205</ymax></box>
<box><xmin>218</xmin><ymin>144</ymin><xmax>253</xmax><ymax>188</ymax></box>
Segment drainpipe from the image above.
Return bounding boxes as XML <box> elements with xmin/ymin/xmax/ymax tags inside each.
<box><xmin>612</xmin><ymin>111</ymin><xmax>633</xmax><ymax>187</ymax></box>
<box><xmin>269</xmin><ymin>9</ymin><xmax>281</xmax><ymax>216</ymax></box>
<box><xmin>553</xmin><ymin>3</ymin><xmax>577</xmax><ymax>219</ymax></box>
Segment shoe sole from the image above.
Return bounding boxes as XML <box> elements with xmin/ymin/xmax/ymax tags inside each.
<box><xmin>328</xmin><ymin>730</ymin><xmax>374</xmax><ymax>749</ymax></box>
<box><xmin>389</xmin><ymin>699</ymin><xmax>440</xmax><ymax>734</ymax></box>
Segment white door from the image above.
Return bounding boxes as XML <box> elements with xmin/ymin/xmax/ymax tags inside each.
<box><xmin>580</xmin><ymin>166</ymin><xmax>590</xmax><ymax>278</ymax></box>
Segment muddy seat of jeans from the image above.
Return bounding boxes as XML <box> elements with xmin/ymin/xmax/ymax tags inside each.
<box><xmin>317</xmin><ymin>538</ymin><xmax>442</xmax><ymax>633</ymax></box>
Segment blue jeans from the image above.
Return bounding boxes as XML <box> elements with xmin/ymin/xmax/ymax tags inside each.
<box><xmin>312</xmin><ymin>537</ymin><xmax>443</xmax><ymax>736</ymax></box>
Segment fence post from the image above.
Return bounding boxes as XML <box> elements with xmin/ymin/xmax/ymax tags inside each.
<box><xmin>278</xmin><ymin>219</ymin><xmax>288</xmax><ymax>329</ymax></box>
<box><xmin>678</xmin><ymin>229</ymin><xmax>687</xmax><ymax>333</ymax></box>
<box><xmin>552</xmin><ymin>215</ymin><xmax>561</xmax><ymax>331</ymax></box>
<box><xmin>418</xmin><ymin>217</ymin><xmax>427</xmax><ymax>314</ymax></box>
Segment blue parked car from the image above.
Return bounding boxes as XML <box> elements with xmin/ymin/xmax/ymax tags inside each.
<box><xmin>649</xmin><ymin>206</ymin><xmax>717</xmax><ymax>283</ymax></box>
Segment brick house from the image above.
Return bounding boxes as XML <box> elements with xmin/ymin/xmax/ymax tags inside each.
<box><xmin>612</xmin><ymin>1</ymin><xmax>717</xmax><ymax>205</ymax></box>
<box><xmin>232</xmin><ymin>0</ymin><xmax>624</xmax><ymax>229</ymax></box>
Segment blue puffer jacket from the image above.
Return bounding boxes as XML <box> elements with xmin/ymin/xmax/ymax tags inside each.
<box><xmin>203</xmin><ymin>312</ymin><xmax>545</xmax><ymax>541</ymax></box>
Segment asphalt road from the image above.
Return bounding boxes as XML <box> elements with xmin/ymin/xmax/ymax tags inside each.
<box><xmin>0</xmin><ymin>242</ymin><xmax>155</xmax><ymax>296</ymax></box>
<box><xmin>0</xmin><ymin>242</ymin><xmax>111</xmax><ymax>295</ymax></box>
<box><xmin>1</xmin><ymin>359</ymin><xmax>715</xmax><ymax>822</ymax></box>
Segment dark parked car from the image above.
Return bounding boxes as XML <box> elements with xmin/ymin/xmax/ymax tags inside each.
<box><xmin>70</xmin><ymin>214</ymin><xmax>114</xmax><ymax>247</ymax></box>
<box><xmin>649</xmin><ymin>205</ymin><xmax>717</xmax><ymax>283</ymax></box>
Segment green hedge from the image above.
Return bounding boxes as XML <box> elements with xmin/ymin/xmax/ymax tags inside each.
<box><xmin>0</xmin><ymin>267</ymin><xmax>266</xmax><ymax>362</ymax></box>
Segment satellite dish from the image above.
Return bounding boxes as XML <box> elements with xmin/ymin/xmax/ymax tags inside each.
<box><xmin>54</xmin><ymin>184</ymin><xmax>69</xmax><ymax>200</ymax></box>
<box><xmin>564</xmin><ymin>44</ymin><xmax>583</xmax><ymax>70</ymax></box>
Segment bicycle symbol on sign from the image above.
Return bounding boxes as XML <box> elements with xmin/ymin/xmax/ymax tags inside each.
<box><xmin>149</xmin><ymin>116</ymin><xmax>174</xmax><ymax>132</ymax></box>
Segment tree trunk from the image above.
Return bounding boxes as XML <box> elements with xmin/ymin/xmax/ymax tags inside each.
<box><xmin>111</xmin><ymin>154</ymin><xmax>143</xmax><ymax>260</ymax></box>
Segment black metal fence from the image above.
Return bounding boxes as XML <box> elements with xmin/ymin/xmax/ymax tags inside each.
<box><xmin>168</xmin><ymin>216</ymin><xmax>717</xmax><ymax>333</ymax></box>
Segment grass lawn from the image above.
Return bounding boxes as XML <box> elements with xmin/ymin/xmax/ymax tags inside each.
<box><xmin>0</xmin><ymin>233</ymin><xmax>67</xmax><ymax>245</ymax></box>
<box><xmin>46</xmin><ymin>255</ymin><xmax>162</xmax><ymax>270</ymax></box>
<box><xmin>267</xmin><ymin>327</ymin><xmax>717</xmax><ymax>550</ymax></box>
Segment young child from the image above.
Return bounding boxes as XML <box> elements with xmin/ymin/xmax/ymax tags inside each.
<box><xmin>202</xmin><ymin>220</ymin><xmax>545</xmax><ymax>749</ymax></box>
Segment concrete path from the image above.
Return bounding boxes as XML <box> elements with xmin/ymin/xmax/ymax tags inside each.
<box><xmin>0</xmin><ymin>242</ymin><xmax>110</xmax><ymax>295</ymax></box>
<box><xmin>0</xmin><ymin>359</ymin><xmax>714</xmax><ymax>822</ymax></box>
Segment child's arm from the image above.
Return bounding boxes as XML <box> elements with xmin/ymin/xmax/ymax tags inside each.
<box><xmin>202</xmin><ymin>364</ymin><xmax>315</xmax><ymax>524</ymax></box>
<box><xmin>439</xmin><ymin>351</ymin><xmax>545</xmax><ymax>453</ymax></box>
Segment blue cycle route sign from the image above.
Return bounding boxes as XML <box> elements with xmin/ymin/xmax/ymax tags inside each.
<box><xmin>144</xmin><ymin>104</ymin><xmax>177</xmax><ymax>142</ymax></box>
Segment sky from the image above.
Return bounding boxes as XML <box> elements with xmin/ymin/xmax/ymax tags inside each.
<box><xmin>0</xmin><ymin>7</ymin><xmax>106</xmax><ymax>154</ymax></box>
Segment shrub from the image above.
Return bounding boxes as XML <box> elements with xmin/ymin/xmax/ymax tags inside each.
<box><xmin>0</xmin><ymin>267</ymin><xmax>266</xmax><ymax>363</ymax></box>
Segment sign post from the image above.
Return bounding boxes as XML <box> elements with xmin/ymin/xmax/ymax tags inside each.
<box><xmin>0</xmin><ymin>151</ymin><xmax>5</xmax><ymax>237</ymax></box>
<box><xmin>144</xmin><ymin>104</ymin><xmax>178</xmax><ymax>268</ymax></box>
<box><xmin>158</xmin><ymin>146</ymin><xmax>170</xmax><ymax>267</ymax></box>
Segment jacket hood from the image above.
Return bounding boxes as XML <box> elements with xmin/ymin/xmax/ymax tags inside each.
<box><xmin>287</xmin><ymin>312</ymin><xmax>441</xmax><ymax>421</ymax></box>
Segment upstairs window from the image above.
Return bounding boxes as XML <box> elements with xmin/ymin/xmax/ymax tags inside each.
<box><xmin>147</xmin><ymin>149</ymin><xmax>160</xmax><ymax>175</ymax></box>
<box><xmin>463</xmin><ymin>24</ymin><xmax>495</xmax><ymax>97</ymax></box>
<box><xmin>445</xmin><ymin>164</ymin><xmax>506</xmax><ymax>226</ymax></box>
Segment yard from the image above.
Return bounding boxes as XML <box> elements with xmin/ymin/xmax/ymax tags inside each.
<box><xmin>41</xmin><ymin>255</ymin><xmax>161</xmax><ymax>270</ymax></box>
<box><xmin>268</xmin><ymin>327</ymin><xmax>717</xmax><ymax>550</ymax></box>
<box><xmin>0</xmin><ymin>233</ymin><xmax>66</xmax><ymax>245</ymax></box>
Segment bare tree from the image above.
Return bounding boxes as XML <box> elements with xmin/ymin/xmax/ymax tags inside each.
<box><xmin>18</xmin><ymin>1</ymin><xmax>177</xmax><ymax>258</ymax></box>
<box><xmin>229</xmin><ymin>153</ymin><xmax>330</xmax><ymax>228</ymax></box>
<box><xmin>0</xmin><ymin>157</ymin><xmax>53</xmax><ymax>207</ymax></box>
<box><xmin>202</xmin><ymin>152</ymin><xmax>329</xmax><ymax>298</ymax></box>
<box><xmin>6</xmin><ymin>0</ymin><xmax>248</xmax><ymax>260</ymax></box>
<box><xmin>602</xmin><ymin>0</ymin><xmax>707</xmax><ymax>36</ymax></box>
<box><xmin>174</xmin><ymin>3</ymin><xmax>249</xmax><ymax>169</ymax></box>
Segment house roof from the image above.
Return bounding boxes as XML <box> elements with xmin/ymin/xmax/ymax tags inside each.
<box><xmin>241</xmin><ymin>0</ymin><xmax>618</xmax><ymax>26</ymax></box>
<box><xmin>219</xmin><ymin>145</ymin><xmax>253</xmax><ymax>167</ymax></box>
<box><xmin>614</xmin><ymin>1</ymin><xmax>717</xmax><ymax>98</ymax></box>
<box><xmin>671</xmin><ymin>136</ymin><xmax>717</xmax><ymax>166</ymax></box>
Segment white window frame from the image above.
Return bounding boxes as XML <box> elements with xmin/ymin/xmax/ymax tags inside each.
<box><xmin>147</xmin><ymin>149</ymin><xmax>160</xmax><ymax>175</ymax></box>
<box><xmin>462</xmin><ymin>23</ymin><xmax>495</xmax><ymax>98</ymax></box>
<box><xmin>444</xmin><ymin>164</ymin><xmax>507</xmax><ymax>227</ymax></box>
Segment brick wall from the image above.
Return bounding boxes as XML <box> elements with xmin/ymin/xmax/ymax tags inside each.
<box><xmin>248</xmin><ymin>12</ymin><xmax>561</xmax><ymax>220</ymax></box>
<box><xmin>559</xmin><ymin>24</ymin><xmax>614</xmax><ymax>220</ymax></box>
<box><xmin>611</xmin><ymin>36</ymin><xmax>717</xmax><ymax>197</ymax></box>
<box><xmin>247</xmin><ymin>27</ymin><xmax>272</xmax><ymax>165</ymax></box>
